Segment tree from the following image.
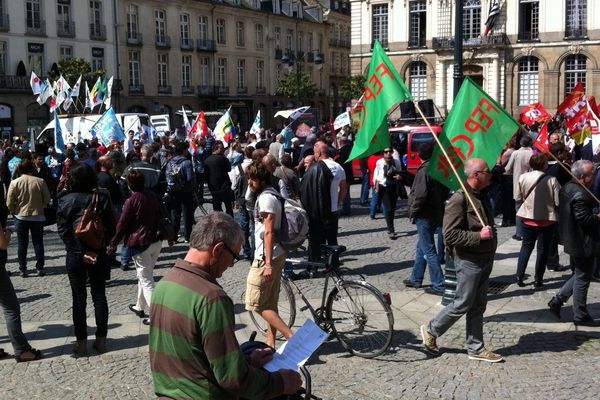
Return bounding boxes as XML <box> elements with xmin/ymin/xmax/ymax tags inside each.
<box><xmin>340</xmin><ymin>74</ymin><xmax>366</xmax><ymax>102</ymax></box>
<box><xmin>47</xmin><ymin>58</ymin><xmax>105</xmax><ymax>86</ymax></box>
<box><xmin>276</xmin><ymin>71</ymin><xmax>317</xmax><ymax>102</ymax></box>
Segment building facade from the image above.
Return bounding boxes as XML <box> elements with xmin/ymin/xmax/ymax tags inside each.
<box><xmin>0</xmin><ymin>0</ymin><xmax>118</xmax><ymax>137</ymax></box>
<box><xmin>349</xmin><ymin>0</ymin><xmax>600</xmax><ymax>118</ymax></box>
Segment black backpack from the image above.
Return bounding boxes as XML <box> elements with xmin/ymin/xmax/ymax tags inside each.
<box><xmin>165</xmin><ymin>157</ymin><xmax>187</xmax><ymax>193</ymax></box>
<box><xmin>233</xmin><ymin>164</ymin><xmax>248</xmax><ymax>201</ymax></box>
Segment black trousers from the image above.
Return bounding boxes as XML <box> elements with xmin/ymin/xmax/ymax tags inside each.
<box><xmin>308</xmin><ymin>213</ymin><xmax>339</xmax><ymax>263</ymax></box>
<box><xmin>379</xmin><ymin>185</ymin><xmax>398</xmax><ymax>234</ymax></box>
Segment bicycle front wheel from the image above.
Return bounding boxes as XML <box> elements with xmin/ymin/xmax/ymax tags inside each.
<box><xmin>248</xmin><ymin>279</ymin><xmax>296</xmax><ymax>339</ymax></box>
<box><xmin>325</xmin><ymin>280</ymin><xmax>394</xmax><ymax>358</ymax></box>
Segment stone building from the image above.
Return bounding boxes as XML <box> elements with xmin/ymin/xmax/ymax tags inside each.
<box><xmin>349</xmin><ymin>0</ymin><xmax>600</xmax><ymax>118</ymax></box>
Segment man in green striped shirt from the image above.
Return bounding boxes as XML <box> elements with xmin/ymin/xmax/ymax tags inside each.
<box><xmin>149</xmin><ymin>212</ymin><xmax>301</xmax><ymax>399</ymax></box>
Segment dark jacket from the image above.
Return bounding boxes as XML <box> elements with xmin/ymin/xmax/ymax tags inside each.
<box><xmin>110</xmin><ymin>190</ymin><xmax>161</xmax><ymax>249</ymax></box>
<box><xmin>97</xmin><ymin>171</ymin><xmax>122</xmax><ymax>206</ymax></box>
<box><xmin>408</xmin><ymin>161</ymin><xmax>448</xmax><ymax>225</ymax></box>
<box><xmin>443</xmin><ymin>187</ymin><xmax>497</xmax><ymax>260</ymax></box>
<box><xmin>121</xmin><ymin>160</ymin><xmax>166</xmax><ymax>198</ymax></box>
<box><xmin>546</xmin><ymin>161</ymin><xmax>571</xmax><ymax>186</ymax></box>
<box><xmin>204</xmin><ymin>153</ymin><xmax>232</xmax><ymax>193</ymax></box>
<box><xmin>559</xmin><ymin>180</ymin><xmax>600</xmax><ymax>257</ymax></box>
<box><xmin>56</xmin><ymin>190</ymin><xmax>116</xmax><ymax>256</ymax></box>
<box><xmin>300</xmin><ymin>160</ymin><xmax>333</xmax><ymax>221</ymax></box>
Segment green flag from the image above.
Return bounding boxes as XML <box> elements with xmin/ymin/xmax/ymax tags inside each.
<box><xmin>427</xmin><ymin>77</ymin><xmax>519</xmax><ymax>190</ymax></box>
<box><xmin>348</xmin><ymin>40</ymin><xmax>412</xmax><ymax>161</ymax></box>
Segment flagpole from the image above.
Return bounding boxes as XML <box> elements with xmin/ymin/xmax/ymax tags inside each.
<box><xmin>546</xmin><ymin>146</ymin><xmax>600</xmax><ymax>205</ymax></box>
<box><xmin>413</xmin><ymin>100</ymin><xmax>486</xmax><ymax>227</ymax></box>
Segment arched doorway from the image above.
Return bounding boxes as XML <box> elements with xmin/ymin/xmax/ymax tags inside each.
<box><xmin>26</xmin><ymin>102</ymin><xmax>49</xmax><ymax>139</ymax></box>
<box><xmin>463</xmin><ymin>64</ymin><xmax>484</xmax><ymax>88</ymax></box>
<box><xmin>0</xmin><ymin>103</ymin><xmax>14</xmax><ymax>141</ymax></box>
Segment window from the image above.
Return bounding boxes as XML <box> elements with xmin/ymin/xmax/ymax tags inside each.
<box><xmin>59</xmin><ymin>45</ymin><xmax>72</xmax><ymax>61</ymax></box>
<box><xmin>216</xmin><ymin>18</ymin><xmax>226</xmax><ymax>44</ymax></box>
<box><xmin>463</xmin><ymin>0</ymin><xmax>481</xmax><ymax>41</ymax></box>
<box><xmin>255</xmin><ymin>24</ymin><xmax>264</xmax><ymax>48</ymax></box>
<box><xmin>155</xmin><ymin>9</ymin><xmax>166</xmax><ymax>43</ymax></box>
<box><xmin>298</xmin><ymin>31</ymin><xmax>304</xmax><ymax>52</ymax></box>
<box><xmin>256</xmin><ymin>60</ymin><xmax>264</xmax><ymax>89</ymax></box>
<box><xmin>237</xmin><ymin>59</ymin><xmax>245</xmax><ymax>90</ymax></box>
<box><xmin>182</xmin><ymin>55</ymin><xmax>191</xmax><ymax>89</ymax></box>
<box><xmin>157</xmin><ymin>53</ymin><xmax>169</xmax><ymax>88</ymax></box>
<box><xmin>127</xmin><ymin>5</ymin><xmax>139</xmax><ymax>39</ymax></box>
<box><xmin>274</xmin><ymin>27</ymin><xmax>281</xmax><ymax>49</ymax></box>
<box><xmin>518</xmin><ymin>57</ymin><xmax>539</xmax><ymax>105</ymax></box>
<box><xmin>565</xmin><ymin>0</ymin><xmax>587</xmax><ymax>38</ymax></box>
<box><xmin>372</xmin><ymin>4</ymin><xmax>388</xmax><ymax>47</ymax></box>
<box><xmin>518</xmin><ymin>0</ymin><xmax>539</xmax><ymax>41</ymax></box>
<box><xmin>90</xmin><ymin>1</ymin><xmax>103</xmax><ymax>33</ymax></box>
<box><xmin>409</xmin><ymin>0</ymin><xmax>427</xmax><ymax>48</ymax></box>
<box><xmin>200</xmin><ymin>57</ymin><xmax>209</xmax><ymax>87</ymax></box>
<box><xmin>27</xmin><ymin>45</ymin><xmax>44</xmax><ymax>74</ymax></box>
<box><xmin>409</xmin><ymin>62</ymin><xmax>427</xmax><ymax>101</ymax></box>
<box><xmin>217</xmin><ymin>58</ymin><xmax>227</xmax><ymax>89</ymax></box>
<box><xmin>286</xmin><ymin>29</ymin><xmax>293</xmax><ymax>51</ymax></box>
<box><xmin>180</xmin><ymin>14</ymin><xmax>190</xmax><ymax>43</ymax></box>
<box><xmin>564</xmin><ymin>54</ymin><xmax>586</xmax><ymax>96</ymax></box>
<box><xmin>57</xmin><ymin>3</ymin><xmax>71</xmax><ymax>32</ymax></box>
<box><xmin>0</xmin><ymin>41</ymin><xmax>6</xmax><ymax>75</ymax></box>
<box><xmin>129</xmin><ymin>51</ymin><xmax>141</xmax><ymax>86</ymax></box>
<box><xmin>26</xmin><ymin>0</ymin><xmax>42</xmax><ymax>29</ymax></box>
<box><xmin>91</xmin><ymin>47</ymin><xmax>103</xmax><ymax>71</ymax></box>
<box><xmin>236</xmin><ymin>21</ymin><xmax>245</xmax><ymax>47</ymax></box>
<box><xmin>199</xmin><ymin>16</ymin><xmax>208</xmax><ymax>41</ymax></box>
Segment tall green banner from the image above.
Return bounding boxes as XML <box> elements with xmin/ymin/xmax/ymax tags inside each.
<box><xmin>348</xmin><ymin>40</ymin><xmax>412</xmax><ymax>161</ymax></box>
<box><xmin>427</xmin><ymin>77</ymin><xmax>519</xmax><ymax>190</ymax></box>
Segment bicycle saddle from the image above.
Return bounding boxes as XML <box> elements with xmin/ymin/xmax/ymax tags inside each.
<box><xmin>321</xmin><ymin>245</ymin><xmax>346</xmax><ymax>256</ymax></box>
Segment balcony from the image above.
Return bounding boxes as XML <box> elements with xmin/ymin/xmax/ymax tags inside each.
<box><xmin>182</xmin><ymin>85</ymin><xmax>195</xmax><ymax>95</ymax></box>
<box><xmin>296</xmin><ymin>50</ymin><xmax>304</xmax><ymax>60</ymax></box>
<box><xmin>0</xmin><ymin>76</ymin><xmax>30</xmax><ymax>92</ymax></box>
<box><xmin>316</xmin><ymin>53</ymin><xmax>325</xmax><ymax>64</ymax></box>
<box><xmin>408</xmin><ymin>37</ymin><xmax>426</xmax><ymax>49</ymax></box>
<box><xmin>181</xmin><ymin>38</ymin><xmax>194</xmax><ymax>51</ymax></box>
<box><xmin>565</xmin><ymin>27</ymin><xmax>587</xmax><ymax>40</ymax></box>
<box><xmin>126</xmin><ymin>31</ymin><xmax>143</xmax><ymax>46</ymax></box>
<box><xmin>26</xmin><ymin>19</ymin><xmax>46</xmax><ymax>36</ymax></box>
<box><xmin>112</xmin><ymin>79</ymin><xmax>123</xmax><ymax>92</ymax></box>
<box><xmin>340</xmin><ymin>39</ymin><xmax>351</xmax><ymax>49</ymax></box>
<box><xmin>196</xmin><ymin>39</ymin><xmax>216</xmax><ymax>52</ymax></box>
<box><xmin>158</xmin><ymin>85</ymin><xmax>172</xmax><ymax>94</ymax></box>
<box><xmin>275</xmin><ymin>48</ymin><xmax>283</xmax><ymax>60</ymax></box>
<box><xmin>90</xmin><ymin>24</ymin><xmax>106</xmax><ymax>40</ymax></box>
<box><xmin>155</xmin><ymin>35</ymin><xmax>171</xmax><ymax>48</ymax></box>
<box><xmin>518</xmin><ymin>30</ymin><xmax>539</xmax><ymax>42</ymax></box>
<box><xmin>256</xmin><ymin>86</ymin><xmax>266</xmax><ymax>95</ymax></box>
<box><xmin>197</xmin><ymin>85</ymin><xmax>216</xmax><ymax>96</ymax></box>
<box><xmin>57</xmin><ymin>21</ymin><xmax>75</xmax><ymax>37</ymax></box>
<box><xmin>371</xmin><ymin>39</ymin><xmax>388</xmax><ymax>49</ymax></box>
<box><xmin>237</xmin><ymin>86</ymin><xmax>247</xmax><ymax>94</ymax></box>
<box><xmin>129</xmin><ymin>84</ymin><xmax>144</xmax><ymax>94</ymax></box>
<box><xmin>217</xmin><ymin>86</ymin><xmax>229</xmax><ymax>95</ymax></box>
<box><xmin>329</xmin><ymin>38</ymin><xmax>339</xmax><ymax>47</ymax></box>
<box><xmin>0</xmin><ymin>14</ymin><xmax>9</xmax><ymax>32</ymax></box>
<box><xmin>432</xmin><ymin>33</ymin><xmax>508</xmax><ymax>50</ymax></box>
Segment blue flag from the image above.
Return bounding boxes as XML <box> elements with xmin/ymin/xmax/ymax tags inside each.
<box><xmin>53</xmin><ymin>111</ymin><xmax>65</xmax><ymax>154</ymax></box>
<box><xmin>90</xmin><ymin>107</ymin><xmax>125</xmax><ymax>145</ymax></box>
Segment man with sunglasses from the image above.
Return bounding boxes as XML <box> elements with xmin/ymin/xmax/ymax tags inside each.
<box><xmin>149</xmin><ymin>212</ymin><xmax>301</xmax><ymax>399</ymax></box>
<box><xmin>421</xmin><ymin>158</ymin><xmax>503</xmax><ymax>363</ymax></box>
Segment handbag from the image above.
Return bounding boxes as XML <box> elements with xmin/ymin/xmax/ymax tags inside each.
<box><xmin>74</xmin><ymin>191</ymin><xmax>105</xmax><ymax>251</ymax></box>
<box><xmin>157</xmin><ymin>203</ymin><xmax>176</xmax><ymax>242</ymax></box>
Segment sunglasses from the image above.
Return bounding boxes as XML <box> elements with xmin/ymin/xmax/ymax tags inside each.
<box><xmin>222</xmin><ymin>242</ymin><xmax>241</xmax><ymax>264</ymax></box>
<box><xmin>383</xmin><ymin>149</ymin><xmax>392</xmax><ymax>153</ymax></box>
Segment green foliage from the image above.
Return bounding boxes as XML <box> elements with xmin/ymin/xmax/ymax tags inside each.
<box><xmin>47</xmin><ymin>58</ymin><xmax>105</xmax><ymax>86</ymax></box>
<box><xmin>276</xmin><ymin>71</ymin><xmax>318</xmax><ymax>102</ymax></box>
<box><xmin>340</xmin><ymin>74</ymin><xmax>366</xmax><ymax>101</ymax></box>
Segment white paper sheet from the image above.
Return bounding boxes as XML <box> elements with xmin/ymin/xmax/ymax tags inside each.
<box><xmin>263</xmin><ymin>319</ymin><xmax>328</xmax><ymax>372</ymax></box>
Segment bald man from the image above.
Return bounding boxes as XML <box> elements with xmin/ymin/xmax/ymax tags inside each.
<box><xmin>420</xmin><ymin>158</ymin><xmax>503</xmax><ymax>363</ymax></box>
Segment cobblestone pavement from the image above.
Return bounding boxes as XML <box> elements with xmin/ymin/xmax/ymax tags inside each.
<box><xmin>1</xmin><ymin>185</ymin><xmax>600</xmax><ymax>399</ymax></box>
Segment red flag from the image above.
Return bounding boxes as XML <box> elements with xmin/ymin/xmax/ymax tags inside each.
<box><xmin>519</xmin><ymin>102</ymin><xmax>551</xmax><ymax>126</ymax></box>
<box><xmin>557</xmin><ymin>82</ymin><xmax>592</xmax><ymax>144</ymax></box>
<box><xmin>533</xmin><ymin>122</ymin><xmax>549</xmax><ymax>153</ymax></box>
<box><xmin>557</xmin><ymin>82</ymin><xmax>586</xmax><ymax>117</ymax></box>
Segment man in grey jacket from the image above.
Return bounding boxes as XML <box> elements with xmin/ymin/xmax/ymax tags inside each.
<box><xmin>420</xmin><ymin>158</ymin><xmax>503</xmax><ymax>363</ymax></box>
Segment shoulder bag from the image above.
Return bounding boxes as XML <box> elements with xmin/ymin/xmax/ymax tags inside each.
<box><xmin>74</xmin><ymin>191</ymin><xmax>105</xmax><ymax>251</ymax></box>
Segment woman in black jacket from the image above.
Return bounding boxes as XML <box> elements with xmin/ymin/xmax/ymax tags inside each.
<box><xmin>56</xmin><ymin>164</ymin><xmax>116</xmax><ymax>355</ymax></box>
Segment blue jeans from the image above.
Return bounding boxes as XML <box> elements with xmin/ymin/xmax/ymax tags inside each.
<box><xmin>436</xmin><ymin>225</ymin><xmax>445</xmax><ymax>264</ymax></box>
<box><xmin>515</xmin><ymin>223</ymin><xmax>555</xmax><ymax>284</ymax></box>
<box><xmin>360</xmin><ymin>172</ymin><xmax>370</xmax><ymax>205</ymax></box>
<box><xmin>237</xmin><ymin>200</ymin><xmax>253</xmax><ymax>259</ymax></box>
<box><xmin>369</xmin><ymin>186</ymin><xmax>385</xmax><ymax>217</ymax></box>
<box><xmin>410</xmin><ymin>218</ymin><xmax>444</xmax><ymax>291</ymax></box>
<box><xmin>14</xmin><ymin>219</ymin><xmax>45</xmax><ymax>272</ymax></box>
<box><xmin>342</xmin><ymin>187</ymin><xmax>351</xmax><ymax>215</ymax></box>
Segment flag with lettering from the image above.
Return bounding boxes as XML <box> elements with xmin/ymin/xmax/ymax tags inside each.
<box><xmin>348</xmin><ymin>40</ymin><xmax>412</xmax><ymax>161</ymax></box>
<box><xmin>90</xmin><ymin>107</ymin><xmax>126</xmax><ymax>145</ymax></box>
<box><xmin>427</xmin><ymin>77</ymin><xmax>519</xmax><ymax>190</ymax></box>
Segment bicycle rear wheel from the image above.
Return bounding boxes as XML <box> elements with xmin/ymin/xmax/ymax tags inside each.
<box><xmin>248</xmin><ymin>279</ymin><xmax>296</xmax><ymax>338</ymax></box>
<box><xmin>325</xmin><ymin>280</ymin><xmax>394</xmax><ymax>358</ymax></box>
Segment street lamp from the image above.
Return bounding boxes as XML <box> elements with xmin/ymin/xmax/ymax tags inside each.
<box><xmin>281</xmin><ymin>49</ymin><xmax>323</xmax><ymax>106</ymax></box>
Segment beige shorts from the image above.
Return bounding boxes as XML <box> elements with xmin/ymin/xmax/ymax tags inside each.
<box><xmin>245</xmin><ymin>254</ymin><xmax>287</xmax><ymax>312</ymax></box>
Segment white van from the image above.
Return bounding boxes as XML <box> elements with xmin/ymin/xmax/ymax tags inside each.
<box><xmin>150</xmin><ymin>114</ymin><xmax>170</xmax><ymax>134</ymax></box>
<box><xmin>35</xmin><ymin>113</ymin><xmax>151</xmax><ymax>148</ymax></box>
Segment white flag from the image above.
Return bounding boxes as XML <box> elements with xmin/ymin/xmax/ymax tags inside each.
<box><xmin>85</xmin><ymin>81</ymin><xmax>93</xmax><ymax>110</ymax></box>
<box><xmin>55</xmin><ymin>75</ymin><xmax>71</xmax><ymax>110</ymax></box>
<box><xmin>70</xmin><ymin>75</ymin><xmax>82</xmax><ymax>98</ymax></box>
<box><xmin>249</xmin><ymin>110</ymin><xmax>261</xmax><ymax>136</ymax></box>
<box><xmin>30</xmin><ymin>71</ymin><xmax>42</xmax><ymax>95</ymax></box>
<box><xmin>36</xmin><ymin>79</ymin><xmax>53</xmax><ymax>105</ymax></box>
<box><xmin>104</xmin><ymin>76</ymin><xmax>113</xmax><ymax>108</ymax></box>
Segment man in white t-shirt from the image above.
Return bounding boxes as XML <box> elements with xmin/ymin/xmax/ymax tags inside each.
<box><xmin>244</xmin><ymin>161</ymin><xmax>293</xmax><ymax>347</ymax></box>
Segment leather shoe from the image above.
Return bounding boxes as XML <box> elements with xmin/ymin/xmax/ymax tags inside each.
<box><xmin>548</xmin><ymin>298</ymin><xmax>562</xmax><ymax>319</ymax></box>
<box><xmin>512</xmin><ymin>234</ymin><xmax>523</xmax><ymax>241</ymax></box>
<box><xmin>574</xmin><ymin>318</ymin><xmax>600</xmax><ymax>327</ymax></box>
<box><xmin>142</xmin><ymin>318</ymin><xmax>151</xmax><ymax>326</ymax></box>
<box><xmin>128</xmin><ymin>304</ymin><xmax>147</xmax><ymax>318</ymax></box>
<box><xmin>425</xmin><ymin>287</ymin><xmax>444</xmax><ymax>296</ymax></box>
<box><xmin>403</xmin><ymin>279</ymin><xmax>421</xmax><ymax>289</ymax></box>
<box><xmin>516</xmin><ymin>278</ymin><xmax>526</xmax><ymax>287</ymax></box>
<box><xmin>548</xmin><ymin>264</ymin><xmax>569</xmax><ymax>272</ymax></box>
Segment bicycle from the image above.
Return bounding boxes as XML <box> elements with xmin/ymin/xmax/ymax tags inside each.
<box><xmin>247</xmin><ymin>244</ymin><xmax>394</xmax><ymax>358</ymax></box>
